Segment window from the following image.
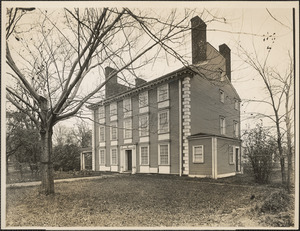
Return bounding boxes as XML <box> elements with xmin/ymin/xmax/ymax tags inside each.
<box><xmin>233</xmin><ymin>121</ymin><xmax>239</xmax><ymax>137</ymax></box>
<box><xmin>234</xmin><ymin>99</ymin><xmax>239</xmax><ymax>110</ymax></box>
<box><xmin>229</xmin><ymin>146</ymin><xmax>234</xmax><ymax>164</ymax></box>
<box><xmin>99</xmin><ymin>149</ymin><xmax>105</xmax><ymax>165</ymax></box>
<box><xmin>158</xmin><ymin>110</ymin><xmax>169</xmax><ymax>133</ymax></box>
<box><xmin>110</xmin><ymin>102</ymin><xmax>117</xmax><ymax>116</ymax></box>
<box><xmin>99</xmin><ymin>106</ymin><xmax>105</xmax><ymax>119</ymax></box>
<box><xmin>111</xmin><ymin>122</ymin><xmax>118</xmax><ymax>140</ymax></box>
<box><xmin>123</xmin><ymin>98</ymin><xmax>131</xmax><ymax>113</ymax></box>
<box><xmin>139</xmin><ymin>115</ymin><xmax>149</xmax><ymax>137</ymax></box>
<box><xmin>220</xmin><ymin>90</ymin><xmax>224</xmax><ymax>103</ymax></box>
<box><xmin>140</xmin><ymin>146</ymin><xmax>149</xmax><ymax>165</ymax></box>
<box><xmin>158</xmin><ymin>84</ymin><xmax>169</xmax><ymax>102</ymax></box>
<box><xmin>159</xmin><ymin>144</ymin><xmax>169</xmax><ymax>165</ymax></box>
<box><xmin>193</xmin><ymin>145</ymin><xmax>204</xmax><ymax>163</ymax></box>
<box><xmin>124</xmin><ymin>119</ymin><xmax>132</xmax><ymax>139</ymax></box>
<box><xmin>99</xmin><ymin>125</ymin><xmax>105</xmax><ymax>142</ymax></box>
<box><xmin>220</xmin><ymin>116</ymin><xmax>226</xmax><ymax>135</ymax></box>
<box><xmin>111</xmin><ymin>148</ymin><xmax>118</xmax><ymax>165</ymax></box>
<box><xmin>139</xmin><ymin>91</ymin><xmax>148</xmax><ymax>108</ymax></box>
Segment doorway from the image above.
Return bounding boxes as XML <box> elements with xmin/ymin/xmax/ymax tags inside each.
<box><xmin>126</xmin><ymin>150</ymin><xmax>132</xmax><ymax>172</ymax></box>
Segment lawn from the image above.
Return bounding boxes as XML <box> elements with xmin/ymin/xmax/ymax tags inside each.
<box><xmin>5</xmin><ymin>173</ymin><xmax>295</xmax><ymax>228</ymax></box>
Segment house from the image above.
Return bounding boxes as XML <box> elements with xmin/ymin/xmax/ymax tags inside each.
<box><xmin>87</xmin><ymin>16</ymin><xmax>242</xmax><ymax>179</ymax></box>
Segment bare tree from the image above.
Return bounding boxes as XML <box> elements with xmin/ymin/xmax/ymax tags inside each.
<box><xmin>6</xmin><ymin>7</ymin><xmax>207</xmax><ymax>194</ymax></box>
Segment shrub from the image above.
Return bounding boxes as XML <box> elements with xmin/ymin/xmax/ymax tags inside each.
<box><xmin>260</xmin><ymin>190</ymin><xmax>290</xmax><ymax>214</ymax></box>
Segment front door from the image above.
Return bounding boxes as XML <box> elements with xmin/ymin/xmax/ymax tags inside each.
<box><xmin>127</xmin><ymin>150</ymin><xmax>132</xmax><ymax>171</ymax></box>
<box><xmin>235</xmin><ymin>148</ymin><xmax>240</xmax><ymax>172</ymax></box>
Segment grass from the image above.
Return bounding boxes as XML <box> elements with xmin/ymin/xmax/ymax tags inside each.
<box><xmin>5</xmin><ymin>173</ymin><xmax>295</xmax><ymax>228</ymax></box>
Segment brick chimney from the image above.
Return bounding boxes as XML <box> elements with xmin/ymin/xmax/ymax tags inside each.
<box><xmin>135</xmin><ymin>77</ymin><xmax>147</xmax><ymax>87</ymax></box>
<box><xmin>219</xmin><ymin>44</ymin><xmax>231</xmax><ymax>82</ymax></box>
<box><xmin>191</xmin><ymin>16</ymin><xmax>207</xmax><ymax>64</ymax></box>
<box><xmin>105</xmin><ymin>66</ymin><xmax>129</xmax><ymax>98</ymax></box>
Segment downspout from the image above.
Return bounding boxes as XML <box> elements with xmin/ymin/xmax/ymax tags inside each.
<box><xmin>179</xmin><ymin>79</ymin><xmax>182</xmax><ymax>176</ymax></box>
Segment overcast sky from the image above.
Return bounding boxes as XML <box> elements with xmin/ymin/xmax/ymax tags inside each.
<box><xmin>2</xmin><ymin>1</ymin><xmax>299</xmax><ymax>132</ymax></box>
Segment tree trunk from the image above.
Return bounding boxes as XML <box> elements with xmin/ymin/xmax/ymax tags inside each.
<box><xmin>286</xmin><ymin>89</ymin><xmax>293</xmax><ymax>193</ymax></box>
<box><xmin>39</xmin><ymin>96</ymin><xmax>54</xmax><ymax>195</ymax></box>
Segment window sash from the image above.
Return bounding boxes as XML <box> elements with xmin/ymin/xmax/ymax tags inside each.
<box><xmin>140</xmin><ymin>146</ymin><xmax>149</xmax><ymax>165</ymax></box>
<box><xmin>99</xmin><ymin>126</ymin><xmax>105</xmax><ymax>142</ymax></box>
<box><xmin>110</xmin><ymin>103</ymin><xmax>117</xmax><ymax>116</ymax></box>
<box><xmin>123</xmin><ymin>98</ymin><xmax>131</xmax><ymax>112</ymax></box>
<box><xmin>100</xmin><ymin>150</ymin><xmax>105</xmax><ymax>165</ymax></box>
<box><xmin>159</xmin><ymin>144</ymin><xmax>169</xmax><ymax>165</ymax></box>
<box><xmin>158</xmin><ymin>84</ymin><xmax>168</xmax><ymax>102</ymax></box>
<box><xmin>111</xmin><ymin>149</ymin><xmax>118</xmax><ymax>165</ymax></box>
<box><xmin>99</xmin><ymin>106</ymin><xmax>105</xmax><ymax>119</ymax></box>
<box><xmin>124</xmin><ymin>119</ymin><xmax>132</xmax><ymax>139</ymax></box>
<box><xmin>139</xmin><ymin>115</ymin><xmax>149</xmax><ymax>137</ymax></box>
<box><xmin>139</xmin><ymin>91</ymin><xmax>148</xmax><ymax>108</ymax></box>
<box><xmin>220</xmin><ymin>117</ymin><xmax>226</xmax><ymax>135</ymax></box>
<box><xmin>193</xmin><ymin>146</ymin><xmax>204</xmax><ymax>163</ymax></box>
<box><xmin>111</xmin><ymin>122</ymin><xmax>118</xmax><ymax>140</ymax></box>
<box><xmin>234</xmin><ymin>99</ymin><xmax>239</xmax><ymax>110</ymax></box>
<box><xmin>158</xmin><ymin>111</ymin><xmax>169</xmax><ymax>133</ymax></box>
<box><xmin>234</xmin><ymin>121</ymin><xmax>239</xmax><ymax>137</ymax></box>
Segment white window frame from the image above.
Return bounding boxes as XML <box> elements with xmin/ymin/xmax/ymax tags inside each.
<box><xmin>220</xmin><ymin>90</ymin><xmax>224</xmax><ymax>103</ymax></box>
<box><xmin>157</xmin><ymin>84</ymin><xmax>169</xmax><ymax>102</ymax></box>
<box><xmin>158</xmin><ymin>143</ymin><xmax>170</xmax><ymax>165</ymax></box>
<box><xmin>99</xmin><ymin>125</ymin><xmax>105</xmax><ymax>142</ymax></box>
<box><xmin>99</xmin><ymin>106</ymin><xmax>105</xmax><ymax>119</ymax></box>
<box><xmin>110</xmin><ymin>102</ymin><xmax>117</xmax><ymax>116</ymax></box>
<box><xmin>193</xmin><ymin>145</ymin><xmax>204</xmax><ymax>163</ymax></box>
<box><xmin>139</xmin><ymin>91</ymin><xmax>148</xmax><ymax>108</ymax></box>
<box><xmin>123</xmin><ymin>98</ymin><xmax>132</xmax><ymax>113</ymax></box>
<box><xmin>220</xmin><ymin>116</ymin><xmax>226</xmax><ymax>135</ymax></box>
<box><xmin>99</xmin><ymin>149</ymin><xmax>105</xmax><ymax>165</ymax></box>
<box><xmin>140</xmin><ymin>145</ymin><xmax>149</xmax><ymax>166</ymax></box>
<box><xmin>158</xmin><ymin>110</ymin><xmax>169</xmax><ymax>134</ymax></box>
<box><xmin>234</xmin><ymin>99</ymin><xmax>239</xmax><ymax>110</ymax></box>
<box><xmin>139</xmin><ymin>114</ymin><xmax>149</xmax><ymax>137</ymax></box>
<box><xmin>111</xmin><ymin>148</ymin><xmax>118</xmax><ymax>165</ymax></box>
<box><xmin>229</xmin><ymin>145</ymin><xmax>235</xmax><ymax>164</ymax></box>
<box><xmin>233</xmin><ymin>121</ymin><xmax>239</xmax><ymax>137</ymax></box>
<box><xmin>123</xmin><ymin>118</ymin><xmax>132</xmax><ymax>139</ymax></box>
<box><xmin>110</xmin><ymin>121</ymin><xmax>118</xmax><ymax>140</ymax></box>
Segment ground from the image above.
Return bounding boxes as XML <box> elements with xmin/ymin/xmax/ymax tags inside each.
<box><xmin>5</xmin><ymin>172</ymin><xmax>295</xmax><ymax>228</ymax></box>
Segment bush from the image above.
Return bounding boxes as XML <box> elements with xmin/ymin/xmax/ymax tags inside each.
<box><xmin>260</xmin><ymin>190</ymin><xmax>290</xmax><ymax>214</ymax></box>
<box><xmin>53</xmin><ymin>143</ymin><xmax>81</xmax><ymax>171</ymax></box>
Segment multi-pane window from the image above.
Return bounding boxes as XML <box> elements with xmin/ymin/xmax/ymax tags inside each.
<box><xmin>111</xmin><ymin>122</ymin><xmax>118</xmax><ymax>140</ymax></box>
<box><xmin>111</xmin><ymin>148</ymin><xmax>118</xmax><ymax>165</ymax></box>
<box><xmin>229</xmin><ymin>146</ymin><xmax>234</xmax><ymax>164</ymax></box>
<box><xmin>123</xmin><ymin>98</ymin><xmax>131</xmax><ymax>113</ymax></box>
<box><xmin>157</xmin><ymin>84</ymin><xmax>169</xmax><ymax>102</ymax></box>
<box><xmin>99</xmin><ymin>149</ymin><xmax>105</xmax><ymax>165</ymax></box>
<box><xmin>140</xmin><ymin>146</ymin><xmax>149</xmax><ymax>165</ymax></box>
<box><xmin>99</xmin><ymin>125</ymin><xmax>105</xmax><ymax>142</ymax></box>
<box><xmin>139</xmin><ymin>115</ymin><xmax>149</xmax><ymax>137</ymax></box>
<box><xmin>159</xmin><ymin>144</ymin><xmax>169</xmax><ymax>165</ymax></box>
<box><xmin>110</xmin><ymin>102</ymin><xmax>117</xmax><ymax>116</ymax></box>
<box><xmin>234</xmin><ymin>99</ymin><xmax>239</xmax><ymax>110</ymax></box>
<box><xmin>220</xmin><ymin>116</ymin><xmax>226</xmax><ymax>135</ymax></box>
<box><xmin>220</xmin><ymin>90</ymin><xmax>224</xmax><ymax>103</ymax></box>
<box><xmin>233</xmin><ymin>121</ymin><xmax>239</xmax><ymax>137</ymax></box>
<box><xmin>193</xmin><ymin>145</ymin><xmax>204</xmax><ymax>163</ymax></box>
<box><xmin>139</xmin><ymin>91</ymin><xmax>148</xmax><ymax>108</ymax></box>
<box><xmin>158</xmin><ymin>110</ymin><xmax>169</xmax><ymax>133</ymax></box>
<box><xmin>124</xmin><ymin>119</ymin><xmax>132</xmax><ymax>139</ymax></box>
<box><xmin>99</xmin><ymin>106</ymin><xmax>105</xmax><ymax>119</ymax></box>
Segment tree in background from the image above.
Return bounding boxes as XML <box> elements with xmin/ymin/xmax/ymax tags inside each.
<box><xmin>243</xmin><ymin>124</ymin><xmax>277</xmax><ymax>184</ymax></box>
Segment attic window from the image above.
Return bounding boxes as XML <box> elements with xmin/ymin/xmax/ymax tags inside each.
<box><xmin>219</xmin><ymin>90</ymin><xmax>225</xmax><ymax>103</ymax></box>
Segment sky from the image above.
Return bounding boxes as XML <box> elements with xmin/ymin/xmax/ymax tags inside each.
<box><xmin>2</xmin><ymin>1</ymin><xmax>299</xmax><ymax>133</ymax></box>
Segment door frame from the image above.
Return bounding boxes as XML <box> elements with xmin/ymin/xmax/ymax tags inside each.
<box><xmin>120</xmin><ymin>145</ymin><xmax>136</xmax><ymax>174</ymax></box>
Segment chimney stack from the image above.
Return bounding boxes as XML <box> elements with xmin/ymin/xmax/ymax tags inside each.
<box><xmin>135</xmin><ymin>77</ymin><xmax>147</xmax><ymax>87</ymax></box>
<box><xmin>219</xmin><ymin>44</ymin><xmax>231</xmax><ymax>82</ymax></box>
<box><xmin>191</xmin><ymin>16</ymin><xmax>207</xmax><ymax>64</ymax></box>
<box><xmin>105</xmin><ymin>66</ymin><xmax>129</xmax><ymax>98</ymax></box>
